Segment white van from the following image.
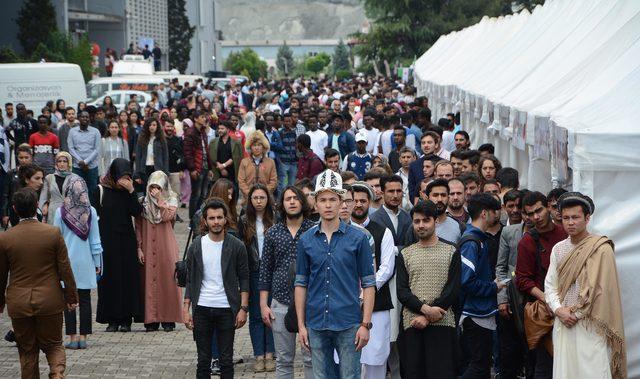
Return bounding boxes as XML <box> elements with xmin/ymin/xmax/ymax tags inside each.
<box><xmin>0</xmin><ymin>63</ymin><xmax>86</xmax><ymax>111</ymax></box>
<box><xmin>86</xmin><ymin>76</ymin><xmax>165</xmax><ymax>102</ymax></box>
<box><xmin>112</xmin><ymin>55</ymin><xmax>154</xmax><ymax>76</ymax></box>
<box><xmin>154</xmin><ymin>72</ymin><xmax>205</xmax><ymax>86</ymax></box>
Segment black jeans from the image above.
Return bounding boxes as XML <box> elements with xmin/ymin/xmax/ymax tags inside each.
<box><xmin>189</xmin><ymin>171</ymin><xmax>210</xmax><ymax>220</ymax></box>
<box><xmin>461</xmin><ymin>318</ymin><xmax>493</xmax><ymax>379</ymax></box>
<box><xmin>64</xmin><ymin>289</ymin><xmax>92</xmax><ymax>335</ymax></box>
<box><xmin>534</xmin><ymin>345</ymin><xmax>553</xmax><ymax>379</ymax></box>
<box><xmin>193</xmin><ymin>306</ymin><xmax>235</xmax><ymax>379</ymax></box>
<box><xmin>399</xmin><ymin>326</ymin><xmax>457</xmax><ymax>379</ymax></box>
<box><xmin>498</xmin><ymin>315</ymin><xmax>532</xmax><ymax>379</ymax></box>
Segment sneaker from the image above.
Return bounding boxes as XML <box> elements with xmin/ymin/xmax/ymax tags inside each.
<box><xmin>105</xmin><ymin>324</ymin><xmax>118</xmax><ymax>332</ymax></box>
<box><xmin>210</xmin><ymin>359</ymin><xmax>221</xmax><ymax>376</ymax></box>
<box><xmin>253</xmin><ymin>357</ymin><xmax>266</xmax><ymax>373</ymax></box>
<box><xmin>4</xmin><ymin>330</ymin><xmax>15</xmax><ymax>343</ymax></box>
<box><xmin>264</xmin><ymin>357</ymin><xmax>276</xmax><ymax>372</ymax></box>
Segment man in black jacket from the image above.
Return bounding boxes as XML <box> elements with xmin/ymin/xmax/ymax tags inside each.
<box><xmin>183</xmin><ymin>199</ymin><xmax>250</xmax><ymax>379</ymax></box>
<box><xmin>6</xmin><ymin>103</ymin><xmax>37</xmax><ymax>158</ymax></box>
<box><xmin>164</xmin><ymin>120</ymin><xmax>185</xmax><ymax>219</ymax></box>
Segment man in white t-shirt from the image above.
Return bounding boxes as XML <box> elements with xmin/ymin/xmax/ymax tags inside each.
<box><xmin>305</xmin><ymin>112</ymin><xmax>328</xmax><ymax>160</ymax></box>
<box><xmin>183</xmin><ymin>199</ymin><xmax>250</xmax><ymax>378</ymax></box>
<box><xmin>361</xmin><ymin>108</ymin><xmax>380</xmax><ymax>154</ymax></box>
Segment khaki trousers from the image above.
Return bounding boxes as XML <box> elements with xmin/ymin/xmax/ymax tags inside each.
<box><xmin>12</xmin><ymin>313</ymin><xmax>66</xmax><ymax>379</ymax></box>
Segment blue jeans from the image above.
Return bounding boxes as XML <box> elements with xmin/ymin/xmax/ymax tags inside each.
<box><xmin>249</xmin><ymin>270</ymin><xmax>275</xmax><ymax>357</ymax></box>
<box><xmin>73</xmin><ymin>167</ymin><xmax>99</xmax><ymax>204</ymax></box>
<box><xmin>277</xmin><ymin>161</ymin><xmax>298</xmax><ymax>193</ymax></box>
<box><xmin>308</xmin><ymin>326</ymin><xmax>361</xmax><ymax>379</ymax></box>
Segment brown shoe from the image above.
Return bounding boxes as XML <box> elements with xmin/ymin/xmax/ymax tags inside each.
<box><xmin>253</xmin><ymin>357</ymin><xmax>266</xmax><ymax>373</ymax></box>
<box><xmin>264</xmin><ymin>357</ymin><xmax>276</xmax><ymax>372</ymax></box>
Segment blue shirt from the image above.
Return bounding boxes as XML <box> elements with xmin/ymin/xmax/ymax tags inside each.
<box><xmin>295</xmin><ymin>221</ymin><xmax>376</xmax><ymax>331</ymax></box>
<box><xmin>279</xmin><ymin>128</ymin><xmax>298</xmax><ymax>164</ymax></box>
<box><xmin>68</xmin><ymin>126</ymin><xmax>102</xmax><ymax>169</ymax></box>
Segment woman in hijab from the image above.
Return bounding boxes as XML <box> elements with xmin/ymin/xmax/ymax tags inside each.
<box><xmin>39</xmin><ymin>151</ymin><xmax>73</xmax><ymax>224</ymax></box>
<box><xmin>95</xmin><ymin>158</ymin><xmax>144</xmax><ymax>332</ymax></box>
<box><xmin>53</xmin><ymin>175</ymin><xmax>103</xmax><ymax>349</ymax></box>
<box><xmin>135</xmin><ymin>171</ymin><xmax>183</xmax><ymax>332</ymax></box>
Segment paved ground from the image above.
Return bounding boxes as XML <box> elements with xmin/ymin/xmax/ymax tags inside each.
<box><xmin>0</xmin><ymin>208</ymin><xmax>307</xmax><ymax>378</ymax></box>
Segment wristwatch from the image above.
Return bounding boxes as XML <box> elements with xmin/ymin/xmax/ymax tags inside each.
<box><xmin>360</xmin><ymin>322</ymin><xmax>373</xmax><ymax>330</ymax></box>
<box><xmin>240</xmin><ymin>305</ymin><xmax>249</xmax><ymax>312</ymax></box>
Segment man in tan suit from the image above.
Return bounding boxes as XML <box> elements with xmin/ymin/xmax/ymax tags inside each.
<box><xmin>0</xmin><ymin>188</ymin><xmax>78</xmax><ymax>379</ymax></box>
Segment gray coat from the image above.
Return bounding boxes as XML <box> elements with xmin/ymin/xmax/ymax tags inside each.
<box><xmin>184</xmin><ymin>233</ymin><xmax>250</xmax><ymax>317</ymax></box>
<box><xmin>134</xmin><ymin>137</ymin><xmax>169</xmax><ymax>177</ymax></box>
<box><xmin>495</xmin><ymin>223</ymin><xmax>526</xmax><ymax>304</ymax></box>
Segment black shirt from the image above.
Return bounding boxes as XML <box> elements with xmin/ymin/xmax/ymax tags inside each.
<box><xmin>485</xmin><ymin>224</ymin><xmax>503</xmax><ymax>279</ymax></box>
<box><xmin>166</xmin><ymin>135</ymin><xmax>184</xmax><ymax>173</ymax></box>
<box><xmin>389</xmin><ymin>149</ymin><xmax>402</xmax><ymax>173</ymax></box>
<box><xmin>217</xmin><ymin>137</ymin><xmax>234</xmax><ymax>182</ymax></box>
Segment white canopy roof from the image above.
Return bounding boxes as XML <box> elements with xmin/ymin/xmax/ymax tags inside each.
<box><xmin>414</xmin><ymin>0</ymin><xmax>640</xmax><ymax>375</ymax></box>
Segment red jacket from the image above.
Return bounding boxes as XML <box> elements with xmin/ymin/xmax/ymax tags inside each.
<box><xmin>296</xmin><ymin>151</ymin><xmax>325</xmax><ymax>180</ymax></box>
<box><xmin>183</xmin><ymin>126</ymin><xmax>209</xmax><ymax>173</ymax></box>
<box><xmin>515</xmin><ymin>223</ymin><xmax>567</xmax><ymax>294</ymax></box>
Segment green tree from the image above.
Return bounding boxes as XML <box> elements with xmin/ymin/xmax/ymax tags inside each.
<box><xmin>276</xmin><ymin>42</ymin><xmax>294</xmax><ymax>76</ymax></box>
<box><xmin>0</xmin><ymin>46</ymin><xmax>23</xmax><ymax>63</ymax></box>
<box><xmin>16</xmin><ymin>0</ymin><xmax>58</xmax><ymax>53</ymax></box>
<box><xmin>333</xmin><ymin>39</ymin><xmax>351</xmax><ymax>73</ymax></box>
<box><xmin>353</xmin><ymin>0</ymin><xmax>522</xmax><ymax>70</ymax></box>
<box><xmin>224</xmin><ymin>48</ymin><xmax>268</xmax><ymax>81</ymax></box>
<box><xmin>168</xmin><ymin>0</ymin><xmax>195</xmax><ymax>72</ymax></box>
<box><xmin>30</xmin><ymin>31</ymin><xmax>93</xmax><ymax>81</ymax></box>
<box><xmin>304</xmin><ymin>52</ymin><xmax>331</xmax><ymax>75</ymax></box>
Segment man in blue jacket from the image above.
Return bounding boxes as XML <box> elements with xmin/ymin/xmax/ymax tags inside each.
<box><xmin>326</xmin><ymin>113</ymin><xmax>355</xmax><ymax>159</ymax></box>
<box><xmin>460</xmin><ymin>193</ymin><xmax>506</xmax><ymax>379</ymax></box>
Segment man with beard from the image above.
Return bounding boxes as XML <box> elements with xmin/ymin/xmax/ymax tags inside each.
<box><xmin>495</xmin><ymin>189</ymin><xmax>532</xmax><ymax>379</ymax></box>
<box><xmin>459</xmin><ymin>172</ymin><xmax>480</xmax><ymax>202</ymax></box>
<box><xmin>370</xmin><ymin>174</ymin><xmax>412</xmax><ymax>379</ymax></box>
<box><xmin>460</xmin><ymin>194</ymin><xmax>506</xmax><ymax>379</ymax></box>
<box><xmin>460</xmin><ymin>150</ymin><xmax>480</xmax><ymax>174</ymax></box>
<box><xmin>259</xmin><ymin>186</ymin><xmax>314</xmax><ymax>378</ymax></box>
<box><xmin>546</xmin><ymin>188</ymin><xmax>567</xmax><ymax>225</ymax></box>
<box><xmin>515</xmin><ymin>191</ymin><xmax>567</xmax><ymax>378</ymax></box>
<box><xmin>503</xmin><ymin>189</ymin><xmax>524</xmax><ymax>226</ymax></box>
<box><xmin>447</xmin><ymin>178</ymin><xmax>469</xmax><ymax>224</ymax></box>
<box><xmin>450</xmin><ymin>149</ymin><xmax>465</xmax><ymax>177</ymax></box>
<box><xmin>351</xmin><ymin>182</ymin><xmax>396</xmax><ymax>379</ymax></box>
<box><xmin>183</xmin><ymin>199</ymin><xmax>250</xmax><ymax>378</ymax></box>
<box><xmin>454</xmin><ymin>131</ymin><xmax>471</xmax><ymax>151</ymax></box>
<box><xmin>396</xmin><ymin>200</ymin><xmax>460</xmax><ymax>378</ymax></box>
<box><xmin>408</xmin><ymin>131</ymin><xmax>442</xmax><ymax>203</ymax></box>
<box><xmin>425</xmin><ymin>179</ymin><xmax>463</xmax><ymax>244</ymax></box>
<box><xmin>364</xmin><ymin>170</ymin><xmax>385</xmax><ymax>211</ymax></box>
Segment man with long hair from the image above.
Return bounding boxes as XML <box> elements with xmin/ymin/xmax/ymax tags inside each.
<box><xmin>259</xmin><ymin>185</ymin><xmax>314</xmax><ymax>378</ymax></box>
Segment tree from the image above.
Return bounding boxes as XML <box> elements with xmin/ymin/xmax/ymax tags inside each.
<box><xmin>30</xmin><ymin>31</ymin><xmax>93</xmax><ymax>81</ymax></box>
<box><xmin>168</xmin><ymin>0</ymin><xmax>195</xmax><ymax>73</ymax></box>
<box><xmin>0</xmin><ymin>46</ymin><xmax>22</xmax><ymax>63</ymax></box>
<box><xmin>16</xmin><ymin>0</ymin><xmax>58</xmax><ymax>53</ymax></box>
<box><xmin>353</xmin><ymin>0</ymin><xmax>521</xmax><ymax>71</ymax></box>
<box><xmin>305</xmin><ymin>52</ymin><xmax>331</xmax><ymax>75</ymax></box>
<box><xmin>333</xmin><ymin>39</ymin><xmax>351</xmax><ymax>73</ymax></box>
<box><xmin>276</xmin><ymin>42</ymin><xmax>294</xmax><ymax>76</ymax></box>
<box><xmin>224</xmin><ymin>48</ymin><xmax>268</xmax><ymax>81</ymax></box>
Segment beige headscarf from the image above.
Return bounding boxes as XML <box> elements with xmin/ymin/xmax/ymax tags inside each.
<box><xmin>557</xmin><ymin>235</ymin><xmax>626</xmax><ymax>379</ymax></box>
<box><xmin>142</xmin><ymin>171</ymin><xmax>178</xmax><ymax>224</ymax></box>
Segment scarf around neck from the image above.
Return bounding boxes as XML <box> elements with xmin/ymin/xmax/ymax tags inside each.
<box><xmin>557</xmin><ymin>235</ymin><xmax>626</xmax><ymax>379</ymax></box>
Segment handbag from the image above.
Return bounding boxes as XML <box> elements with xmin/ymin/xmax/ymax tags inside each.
<box><xmin>175</xmin><ymin>227</ymin><xmax>193</xmax><ymax>287</ymax></box>
<box><xmin>284</xmin><ymin>302</ymin><xmax>298</xmax><ymax>333</ymax></box>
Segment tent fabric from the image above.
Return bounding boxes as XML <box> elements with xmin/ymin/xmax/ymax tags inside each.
<box><xmin>413</xmin><ymin>0</ymin><xmax>640</xmax><ymax>376</ymax></box>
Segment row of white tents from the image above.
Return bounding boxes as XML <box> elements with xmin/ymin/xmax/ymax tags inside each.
<box><xmin>413</xmin><ymin>0</ymin><xmax>640</xmax><ymax>375</ymax></box>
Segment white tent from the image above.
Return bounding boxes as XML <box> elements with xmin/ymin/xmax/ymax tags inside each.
<box><xmin>413</xmin><ymin>0</ymin><xmax>640</xmax><ymax>375</ymax></box>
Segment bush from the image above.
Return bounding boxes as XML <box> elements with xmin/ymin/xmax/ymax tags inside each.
<box><xmin>304</xmin><ymin>53</ymin><xmax>331</xmax><ymax>74</ymax></box>
<box><xmin>30</xmin><ymin>32</ymin><xmax>94</xmax><ymax>81</ymax></box>
<box><xmin>335</xmin><ymin>69</ymin><xmax>352</xmax><ymax>81</ymax></box>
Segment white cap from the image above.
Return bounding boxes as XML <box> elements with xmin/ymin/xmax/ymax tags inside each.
<box><xmin>355</xmin><ymin>131</ymin><xmax>368</xmax><ymax>143</ymax></box>
<box><xmin>312</xmin><ymin>170</ymin><xmax>347</xmax><ymax>199</ymax></box>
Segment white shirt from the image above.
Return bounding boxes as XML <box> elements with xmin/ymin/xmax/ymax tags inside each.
<box><xmin>382</xmin><ymin>204</ymin><xmax>399</xmax><ymax>233</ymax></box>
<box><xmin>198</xmin><ymin>235</ymin><xmax>230</xmax><ymax>308</ymax></box>
<box><xmin>377</xmin><ymin>130</ymin><xmax>394</xmax><ymax>156</ymax></box>
<box><xmin>362</xmin><ymin>128</ymin><xmax>380</xmax><ymax>154</ymax></box>
<box><xmin>145</xmin><ymin>136</ymin><xmax>155</xmax><ymax>166</ymax></box>
<box><xmin>256</xmin><ymin>217</ymin><xmax>265</xmax><ymax>259</ymax></box>
<box><xmin>442</xmin><ymin>130</ymin><xmax>456</xmax><ymax>152</ymax></box>
<box><xmin>306</xmin><ymin>129</ymin><xmax>328</xmax><ymax>160</ymax></box>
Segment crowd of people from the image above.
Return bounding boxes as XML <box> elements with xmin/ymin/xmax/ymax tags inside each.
<box><xmin>0</xmin><ymin>74</ymin><xmax>627</xmax><ymax>379</ymax></box>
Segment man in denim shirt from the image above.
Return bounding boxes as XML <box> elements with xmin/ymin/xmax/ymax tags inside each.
<box><xmin>294</xmin><ymin>169</ymin><xmax>376</xmax><ymax>379</ymax></box>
